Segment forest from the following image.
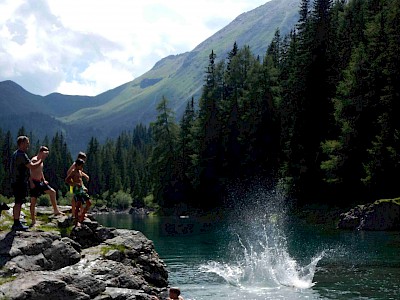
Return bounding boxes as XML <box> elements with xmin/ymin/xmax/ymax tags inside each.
<box><xmin>0</xmin><ymin>0</ymin><xmax>399</xmax><ymax>212</ymax></box>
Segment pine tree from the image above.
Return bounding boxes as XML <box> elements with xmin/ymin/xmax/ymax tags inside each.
<box><xmin>194</xmin><ymin>50</ymin><xmax>225</xmax><ymax>207</ymax></box>
<box><xmin>86</xmin><ymin>137</ymin><xmax>102</xmax><ymax>196</ymax></box>
<box><xmin>150</xmin><ymin>96</ymin><xmax>180</xmax><ymax>207</ymax></box>
<box><xmin>1</xmin><ymin>130</ymin><xmax>13</xmax><ymax>196</ymax></box>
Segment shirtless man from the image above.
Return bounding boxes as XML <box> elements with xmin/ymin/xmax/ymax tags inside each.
<box><xmin>30</xmin><ymin>146</ymin><xmax>64</xmax><ymax>226</ymax></box>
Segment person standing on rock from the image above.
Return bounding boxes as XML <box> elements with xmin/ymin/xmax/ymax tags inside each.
<box><xmin>65</xmin><ymin>158</ymin><xmax>91</xmax><ymax>226</ymax></box>
<box><xmin>66</xmin><ymin>151</ymin><xmax>87</xmax><ymax>218</ymax></box>
<box><xmin>29</xmin><ymin>145</ymin><xmax>64</xmax><ymax>227</ymax></box>
<box><xmin>10</xmin><ymin>136</ymin><xmax>43</xmax><ymax>231</ymax></box>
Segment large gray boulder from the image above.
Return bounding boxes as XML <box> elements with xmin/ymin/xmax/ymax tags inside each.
<box><xmin>337</xmin><ymin>198</ymin><xmax>400</xmax><ymax>230</ymax></box>
<box><xmin>0</xmin><ymin>219</ymin><xmax>168</xmax><ymax>300</ymax></box>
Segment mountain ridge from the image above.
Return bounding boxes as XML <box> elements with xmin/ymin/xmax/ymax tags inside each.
<box><xmin>0</xmin><ymin>0</ymin><xmax>300</xmax><ymax>154</ymax></box>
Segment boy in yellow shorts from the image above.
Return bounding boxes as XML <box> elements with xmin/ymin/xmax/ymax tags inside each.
<box><xmin>65</xmin><ymin>158</ymin><xmax>91</xmax><ymax>226</ymax></box>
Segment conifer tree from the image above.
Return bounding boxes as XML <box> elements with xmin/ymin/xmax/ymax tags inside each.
<box><xmin>1</xmin><ymin>130</ymin><xmax>13</xmax><ymax>196</ymax></box>
<box><xmin>85</xmin><ymin>137</ymin><xmax>102</xmax><ymax>196</ymax></box>
<box><xmin>194</xmin><ymin>50</ymin><xmax>225</xmax><ymax>207</ymax></box>
<box><xmin>150</xmin><ymin>96</ymin><xmax>180</xmax><ymax>207</ymax></box>
<box><xmin>44</xmin><ymin>132</ymin><xmax>72</xmax><ymax>195</ymax></box>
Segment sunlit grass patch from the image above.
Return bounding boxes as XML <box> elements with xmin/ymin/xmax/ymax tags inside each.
<box><xmin>0</xmin><ymin>275</ymin><xmax>16</xmax><ymax>285</ymax></box>
<box><xmin>100</xmin><ymin>244</ymin><xmax>127</xmax><ymax>256</ymax></box>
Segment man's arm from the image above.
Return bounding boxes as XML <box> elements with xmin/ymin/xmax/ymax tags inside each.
<box><xmin>29</xmin><ymin>156</ymin><xmax>44</xmax><ymax>182</ymax></box>
<box><xmin>26</xmin><ymin>158</ymin><xmax>42</xmax><ymax>170</ymax></box>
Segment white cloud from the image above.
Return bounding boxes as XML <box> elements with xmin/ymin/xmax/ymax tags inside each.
<box><xmin>0</xmin><ymin>0</ymin><xmax>268</xmax><ymax>96</ymax></box>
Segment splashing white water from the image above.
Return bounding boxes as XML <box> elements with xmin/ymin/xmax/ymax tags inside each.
<box><xmin>200</xmin><ymin>230</ymin><xmax>323</xmax><ymax>290</ymax></box>
<box><xmin>200</xmin><ymin>183</ymin><xmax>324</xmax><ymax>292</ymax></box>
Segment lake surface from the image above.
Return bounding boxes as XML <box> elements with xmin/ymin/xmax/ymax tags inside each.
<box><xmin>95</xmin><ymin>195</ymin><xmax>400</xmax><ymax>300</ymax></box>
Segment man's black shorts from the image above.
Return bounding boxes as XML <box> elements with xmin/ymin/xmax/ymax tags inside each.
<box><xmin>30</xmin><ymin>180</ymin><xmax>52</xmax><ymax>198</ymax></box>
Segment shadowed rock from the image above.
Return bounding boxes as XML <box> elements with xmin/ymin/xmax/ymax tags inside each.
<box><xmin>337</xmin><ymin>198</ymin><xmax>400</xmax><ymax>230</ymax></box>
<box><xmin>0</xmin><ymin>217</ymin><xmax>168</xmax><ymax>300</ymax></box>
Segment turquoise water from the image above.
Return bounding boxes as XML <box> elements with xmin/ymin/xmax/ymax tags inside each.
<box><xmin>95</xmin><ymin>195</ymin><xmax>400</xmax><ymax>300</ymax></box>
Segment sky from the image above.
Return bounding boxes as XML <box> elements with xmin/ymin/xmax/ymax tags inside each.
<box><xmin>0</xmin><ymin>0</ymin><xmax>268</xmax><ymax>96</ymax></box>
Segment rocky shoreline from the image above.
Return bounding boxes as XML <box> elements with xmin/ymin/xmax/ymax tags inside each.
<box><xmin>337</xmin><ymin>198</ymin><xmax>400</xmax><ymax>230</ymax></box>
<box><xmin>0</xmin><ymin>206</ymin><xmax>169</xmax><ymax>300</ymax></box>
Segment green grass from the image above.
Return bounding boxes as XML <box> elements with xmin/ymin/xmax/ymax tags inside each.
<box><xmin>100</xmin><ymin>244</ymin><xmax>127</xmax><ymax>256</ymax></box>
<box><xmin>0</xmin><ymin>195</ymin><xmax>13</xmax><ymax>205</ymax></box>
<box><xmin>0</xmin><ymin>275</ymin><xmax>16</xmax><ymax>285</ymax></box>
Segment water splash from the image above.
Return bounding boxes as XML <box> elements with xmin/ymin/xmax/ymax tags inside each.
<box><xmin>200</xmin><ymin>182</ymin><xmax>324</xmax><ymax>291</ymax></box>
<box><xmin>200</xmin><ymin>229</ymin><xmax>323</xmax><ymax>290</ymax></box>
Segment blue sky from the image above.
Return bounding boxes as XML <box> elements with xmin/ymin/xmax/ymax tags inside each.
<box><xmin>0</xmin><ymin>0</ymin><xmax>268</xmax><ymax>96</ymax></box>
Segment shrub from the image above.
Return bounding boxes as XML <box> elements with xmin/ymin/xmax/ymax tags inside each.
<box><xmin>58</xmin><ymin>194</ymin><xmax>72</xmax><ymax>206</ymax></box>
<box><xmin>37</xmin><ymin>195</ymin><xmax>50</xmax><ymax>206</ymax></box>
<box><xmin>110</xmin><ymin>190</ymin><xmax>132</xmax><ymax>210</ymax></box>
<box><xmin>0</xmin><ymin>194</ymin><xmax>13</xmax><ymax>204</ymax></box>
<box><xmin>144</xmin><ymin>194</ymin><xmax>159</xmax><ymax>210</ymax></box>
<box><xmin>92</xmin><ymin>196</ymin><xmax>106</xmax><ymax>207</ymax></box>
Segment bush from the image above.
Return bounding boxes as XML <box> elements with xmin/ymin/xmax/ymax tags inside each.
<box><xmin>37</xmin><ymin>195</ymin><xmax>50</xmax><ymax>206</ymax></box>
<box><xmin>144</xmin><ymin>194</ymin><xmax>159</xmax><ymax>210</ymax></box>
<box><xmin>0</xmin><ymin>194</ymin><xmax>12</xmax><ymax>205</ymax></box>
<box><xmin>92</xmin><ymin>197</ymin><xmax>107</xmax><ymax>207</ymax></box>
<box><xmin>110</xmin><ymin>191</ymin><xmax>132</xmax><ymax>210</ymax></box>
<box><xmin>58</xmin><ymin>194</ymin><xmax>73</xmax><ymax>206</ymax></box>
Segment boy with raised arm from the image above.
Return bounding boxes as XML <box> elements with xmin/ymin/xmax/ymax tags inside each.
<box><xmin>66</xmin><ymin>152</ymin><xmax>87</xmax><ymax>217</ymax></box>
<box><xmin>65</xmin><ymin>158</ymin><xmax>91</xmax><ymax>226</ymax></box>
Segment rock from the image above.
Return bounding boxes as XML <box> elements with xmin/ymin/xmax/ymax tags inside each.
<box><xmin>43</xmin><ymin>239</ymin><xmax>81</xmax><ymax>270</ymax></box>
<box><xmin>0</xmin><ymin>218</ymin><xmax>168</xmax><ymax>300</ymax></box>
<box><xmin>104</xmin><ymin>287</ymin><xmax>153</xmax><ymax>300</ymax></box>
<box><xmin>0</xmin><ymin>231</ymin><xmax>80</xmax><ymax>274</ymax></box>
<box><xmin>58</xmin><ymin>215</ymin><xmax>74</xmax><ymax>228</ymax></box>
<box><xmin>129</xmin><ymin>207</ymin><xmax>150</xmax><ymax>216</ymax></box>
<box><xmin>100</xmin><ymin>205</ymin><xmax>109</xmax><ymax>212</ymax></box>
<box><xmin>337</xmin><ymin>198</ymin><xmax>400</xmax><ymax>230</ymax></box>
<box><xmin>0</xmin><ymin>271</ymin><xmax>104</xmax><ymax>300</ymax></box>
<box><xmin>105</xmin><ymin>249</ymin><xmax>123</xmax><ymax>262</ymax></box>
<box><xmin>95</xmin><ymin>226</ymin><xmax>116</xmax><ymax>241</ymax></box>
<box><xmin>61</xmin><ymin>237</ymin><xmax>82</xmax><ymax>253</ymax></box>
<box><xmin>70</xmin><ymin>224</ymin><xmax>99</xmax><ymax>249</ymax></box>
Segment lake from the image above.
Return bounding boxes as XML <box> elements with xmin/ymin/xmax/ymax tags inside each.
<box><xmin>95</xmin><ymin>192</ymin><xmax>400</xmax><ymax>300</ymax></box>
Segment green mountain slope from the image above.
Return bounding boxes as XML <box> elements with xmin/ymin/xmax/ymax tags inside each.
<box><xmin>60</xmin><ymin>0</ymin><xmax>300</xmax><ymax>134</ymax></box>
<box><xmin>0</xmin><ymin>0</ymin><xmax>300</xmax><ymax>152</ymax></box>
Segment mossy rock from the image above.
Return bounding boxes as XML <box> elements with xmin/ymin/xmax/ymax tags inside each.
<box><xmin>338</xmin><ymin>197</ymin><xmax>400</xmax><ymax>230</ymax></box>
<box><xmin>374</xmin><ymin>197</ymin><xmax>400</xmax><ymax>206</ymax></box>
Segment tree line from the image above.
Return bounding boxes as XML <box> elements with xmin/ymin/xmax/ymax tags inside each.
<box><xmin>1</xmin><ymin>0</ymin><xmax>399</xmax><ymax>212</ymax></box>
<box><xmin>149</xmin><ymin>0</ymin><xmax>400</xmax><ymax>209</ymax></box>
<box><xmin>0</xmin><ymin>125</ymin><xmax>153</xmax><ymax>209</ymax></box>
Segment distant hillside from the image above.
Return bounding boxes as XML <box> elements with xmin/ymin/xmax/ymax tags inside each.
<box><xmin>60</xmin><ymin>0</ymin><xmax>299</xmax><ymax>132</ymax></box>
<box><xmin>0</xmin><ymin>0</ymin><xmax>300</xmax><ymax>153</ymax></box>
